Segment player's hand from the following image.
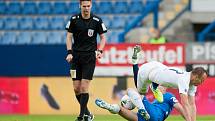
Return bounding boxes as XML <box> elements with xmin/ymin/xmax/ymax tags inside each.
<box><xmin>66</xmin><ymin>54</ymin><xmax>73</xmax><ymax>63</ymax></box>
<box><xmin>96</xmin><ymin>50</ymin><xmax>103</xmax><ymax>59</ymax></box>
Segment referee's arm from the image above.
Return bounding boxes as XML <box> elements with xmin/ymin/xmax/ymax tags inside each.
<box><xmin>66</xmin><ymin>32</ymin><xmax>73</xmax><ymax>51</ymax></box>
<box><xmin>98</xmin><ymin>33</ymin><xmax>106</xmax><ymax>51</ymax></box>
<box><xmin>66</xmin><ymin>32</ymin><xmax>73</xmax><ymax>63</ymax></box>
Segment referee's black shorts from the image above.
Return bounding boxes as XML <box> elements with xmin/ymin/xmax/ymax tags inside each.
<box><xmin>70</xmin><ymin>51</ymin><xmax>96</xmax><ymax>81</ymax></box>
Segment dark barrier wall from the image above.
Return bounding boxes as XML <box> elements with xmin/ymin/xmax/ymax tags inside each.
<box><xmin>0</xmin><ymin>45</ymin><xmax>70</xmax><ymax>76</ymax></box>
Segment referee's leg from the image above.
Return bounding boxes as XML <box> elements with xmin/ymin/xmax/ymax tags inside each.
<box><xmin>80</xmin><ymin>59</ymin><xmax>96</xmax><ymax>120</ymax></box>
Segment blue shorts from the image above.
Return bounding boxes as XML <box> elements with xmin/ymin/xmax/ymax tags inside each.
<box><xmin>137</xmin><ymin>97</ymin><xmax>163</xmax><ymax>121</ymax></box>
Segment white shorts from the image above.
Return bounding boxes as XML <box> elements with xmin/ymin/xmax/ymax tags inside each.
<box><xmin>137</xmin><ymin>61</ymin><xmax>167</xmax><ymax>94</ymax></box>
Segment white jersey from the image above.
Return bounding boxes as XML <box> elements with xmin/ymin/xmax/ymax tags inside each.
<box><xmin>138</xmin><ymin>61</ymin><xmax>197</xmax><ymax>96</ymax></box>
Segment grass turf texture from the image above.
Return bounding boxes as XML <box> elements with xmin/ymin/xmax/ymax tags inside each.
<box><xmin>0</xmin><ymin>115</ymin><xmax>214</xmax><ymax>121</ymax></box>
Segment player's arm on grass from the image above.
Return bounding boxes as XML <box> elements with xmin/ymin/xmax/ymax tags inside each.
<box><xmin>173</xmin><ymin>101</ymin><xmax>187</xmax><ymax>120</ymax></box>
<box><xmin>188</xmin><ymin>95</ymin><xmax>196</xmax><ymax>121</ymax></box>
<box><xmin>180</xmin><ymin>93</ymin><xmax>192</xmax><ymax>121</ymax></box>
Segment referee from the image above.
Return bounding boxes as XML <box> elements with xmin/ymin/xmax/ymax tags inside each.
<box><xmin>65</xmin><ymin>0</ymin><xmax>107</xmax><ymax>121</ymax></box>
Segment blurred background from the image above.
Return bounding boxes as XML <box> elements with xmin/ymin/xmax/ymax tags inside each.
<box><xmin>0</xmin><ymin>0</ymin><xmax>215</xmax><ymax>119</ymax></box>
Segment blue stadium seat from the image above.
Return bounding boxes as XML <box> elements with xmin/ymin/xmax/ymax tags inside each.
<box><xmin>129</xmin><ymin>1</ymin><xmax>144</xmax><ymax>13</ymax></box>
<box><xmin>7</xmin><ymin>2</ymin><xmax>22</xmax><ymax>14</ymax></box>
<box><xmin>35</xmin><ymin>17</ymin><xmax>49</xmax><ymax>30</ymax></box>
<box><xmin>53</xmin><ymin>2</ymin><xmax>67</xmax><ymax>14</ymax></box>
<box><xmin>113</xmin><ymin>1</ymin><xmax>128</xmax><ymax>14</ymax></box>
<box><xmin>0</xmin><ymin>2</ymin><xmax>6</xmax><ymax>14</ymax></box>
<box><xmin>111</xmin><ymin>16</ymin><xmax>126</xmax><ymax>29</ymax></box>
<box><xmin>127</xmin><ymin>15</ymin><xmax>138</xmax><ymax>23</ymax></box>
<box><xmin>61</xmin><ymin>32</ymin><xmax>67</xmax><ymax>44</ymax></box>
<box><xmin>47</xmin><ymin>32</ymin><xmax>63</xmax><ymax>44</ymax></box>
<box><xmin>108</xmin><ymin>30</ymin><xmax>123</xmax><ymax>43</ymax></box>
<box><xmin>97</xmin><ymin>1</ymin><xmax>112</xmax><ymax>14</ymax></box>
<box><xmin>19</xmin><ymin>17</ymin><xmax>34</xmax><ymax>30</ymax></box>
<box><xmin>32</xmin><ymin>32</ymin><xmax>47</xmax><ymax>44</ymax></box>
<box><xmin>65</xmin><ymin>16</ymin><xmax>70</xmax><ymax>23</ymax></box>
<box><xmin>50</xmin><ymin>16</ymin><xmax>65</xmax><ymax>30</ymax></box>
<box><xmin>2</xmin><ymin>32</ymin><xmax>17</xmax><ymax>44</ymax></box>
<box><xmin>22</xmin><ymin>2</ymin><xmax>37</xmax><ymax>14</ymax></box>
<box><xmin>101</xmin><ymin>16</ymin><xmax>112</xmax><ymax>29</ymax></box>
<box><xmin>17</xmin><ymin>32</ymin><xmax>32</xmax><ymax>44</ymax></box>
<box><xmin>38</xmin><ymin>2</ymin><xmax>52</xmax><ymax>14</ymax></box>
<box><xmin>5</xmin><ymin>17</ymin><xmax>19</xmax><ymax>30</ymax></box>
<box><xmin>0</xmin><ymin>18</ymin><xmax>4</xmax><ymax>29</ymax></box>
<box><xmin>67</xmin><ymin>2</ymin><xmax>79</xmax><ymax>14</ymax></box>
<box><xmin>0</xmin><ymin>32</ymin><xmax>2</xmax><ymax>43</ymax></box>
<box><xmin>91</xmin><ymin>2</ymin><xmax>97</xmax><ymax>13</ymax></box>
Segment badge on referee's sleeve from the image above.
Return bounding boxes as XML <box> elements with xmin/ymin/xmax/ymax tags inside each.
<box><xmin>70</xmin><ymin>70</ymin><xmax>76</xmax><ymax>78</ymax></box>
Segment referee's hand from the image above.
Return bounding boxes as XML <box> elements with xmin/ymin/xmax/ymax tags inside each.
<box><xmin>66</xmin><ymin>54</ymin><xmax>73</xmax><ymax>63</ymax></box>
<box><xmin>96</xmin><ymin>50</ymin><xmax>103</xmax><ymax>59</ymax></box>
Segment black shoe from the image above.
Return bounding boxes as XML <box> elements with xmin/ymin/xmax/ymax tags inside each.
<box><xmin>40</xmin><ymin>84</ymin><xmax>60</xmax><ymax>110</ymax></box>
<box><xmin>84</xmin><ymin>113</ymin><xmax>94</xmax><ymax>121</ymax></box>
<box><xmin>75</xmin><ymin>116</ymin><xmax>84</xmax><ymax>121</ymax></box>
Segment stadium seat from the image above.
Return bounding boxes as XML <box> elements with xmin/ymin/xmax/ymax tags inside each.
<box><xmin>35</xmin><ymin>17</ymin><xmax>49</xmax><ymax>30</ymax></box>
<box><xmin>2</xmin><ymin>32</ymin><xmax>17</xmax><ymax>44</ymax></box>
<box><xmin>113</xmin><ymin>1</ymin><xmax>128</xmax><ymax>14</ymax></box>
<box><xmin>32</xmin><ymin>32</ymin><xmax>47</xmax><ymax>44</ymax></box>
<box><xmin>0</xmin><ymin>18</ymin><xmax>4</xmax><ymax>29</ymax></box>
<box><xmin>129</xmin><ymin>1</ymin><xmax>144</xmax><ymax>13</ymax></box>
<box><xmin>19</xmin><ymin>17</ymin><xmax>34</xmax><ymax>30</ymax></box>
<box><xmin>17</xmin><ymin>32</ymin><xmax>32</xmax><ymax>44</ymax></box>
<box><xmin>38</xmin><ymin>2</ymin><xmax>52</xmax><ymax>15</ymax></box>
<box><xmin>7</xmin><ymin>2</ymin><xmax>22</xmax><ymax>14</ymax></box>
<box><xmin>22</xmin><ymin>2</ymin><xmax>37</xmax><ymax>14</ymax></box>
<box><xmin>5</xmin><ymin>17</ymin><xmax>19</xmax><ymax>30</ymax></box>
<box><xmin>50</xmin><ymin>16</ymin><xmax>65</xmax><ymax>30</ymax></box>
<box><xmin>108</xmin><ymin>30</ymin><xmax>123</xmax><ymax>43</ymax></box>
<box><xmin>0</xmin><ymin>2</ymin><xmax>6</xmax><ymax>14</ymax></box>
<box><xmin>67</xmin><ymin>2</ymin><xmax>79</xmax><ymax>14</ymax></box>
<box><xmin>100</xmin><ymin>16</ymin><xmax>112</xmax><ymax>29</ymax></box>
<box><xmin>53</xmin><ymin>2</ymin><xmax>67</xmax><ymax>14</ymax></box>
<box><xmin>0</xmin><ymin>32</ymin><xmax>2</xmax><ymax>43</ymax></box>
<box><xmin>111</xmin><ymin>16</ymin><xmax>126</xmax><ymax>29</ymax></box>
<box><xmin>97</xmin><ymin>1</ymin><xmax>112</xmax><ymax>14</ymax></box>
<box><xmin>47</xmin><ymin>32</ymin><xmax>63</xmax><ymax>44</ymax></box>
<box><xmin>61</xmin><ymin>32</ymin><xmax>67</xmax><ymax>44</ymax></box>
<box><xmin>91</xmin><ymin>1</ymin><xmax>97</xmax><ymax>13</ymax></box>
<box><xmin>127</xmin><ymin>15</ymin><xmax>138</xmax><ymax>23</ymax></box>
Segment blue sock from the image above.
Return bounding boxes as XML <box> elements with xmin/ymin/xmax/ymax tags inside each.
<box><xmin>133</xmin><ymin>64</ymin><xmax>139</xmax><ymax>88</ymax></box>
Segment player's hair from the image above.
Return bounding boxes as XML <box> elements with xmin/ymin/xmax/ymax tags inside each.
<box><xmin>191</xmin><ymin>67</ymin><xmax>208</xmax><ymax>77</ymax></box>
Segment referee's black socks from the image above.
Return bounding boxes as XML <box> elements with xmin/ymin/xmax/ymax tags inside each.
<box><xmin>78</xmin><ymin>93</ymin><xmax>90</xmax><ymax>117</ymax></box>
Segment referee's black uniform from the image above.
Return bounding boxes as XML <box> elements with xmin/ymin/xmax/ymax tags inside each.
<box><xmin>66</xmin><ymin>13</ymin><xmax>107</xmax><ymax>81</ymax></box>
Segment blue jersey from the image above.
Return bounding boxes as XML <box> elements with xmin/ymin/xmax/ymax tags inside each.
<box><xmin>138</xmin><ymin>92</ymin><xmax>178</xmax><ymax>121</ymax></box>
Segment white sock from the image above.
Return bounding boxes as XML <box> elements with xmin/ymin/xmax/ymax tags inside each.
<box><xmin>109</xmin><ymin>104</ymin><xmax>120</xmax><ymax>114</ymax></box>
<box><xmin>127</xmin><ymin>88</ymin><xmax>146</xmax><ymax>110</ymax></box>
<box><xmin>132</xmin><ymin>58</ymin><xmax>138</xmax><ymax>64</ymax></box>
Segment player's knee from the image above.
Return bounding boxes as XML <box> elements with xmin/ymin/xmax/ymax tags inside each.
<box><xmin>127</xmin><ymin>88</ymin><xmax>135</xmax><ymax>94</ymax></box>
<box><xmin>137</xmin><ymin>88</ymin><xmax>146</xmax><ymax>95</ymax></box>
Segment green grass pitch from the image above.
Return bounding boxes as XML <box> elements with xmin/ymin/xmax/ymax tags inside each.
<box><xmin>0</xmin><ymin>115</ymin><xmax>214</xmax><ymax>121</ymax></box>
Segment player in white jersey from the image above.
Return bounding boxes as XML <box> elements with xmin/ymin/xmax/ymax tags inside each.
<box><xmin>132</xmin><ymin>45</ymin><xmax>208</xmax><ymax>121</ymax></box>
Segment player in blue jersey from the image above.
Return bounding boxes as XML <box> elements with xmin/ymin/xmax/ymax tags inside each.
<box><xmin>95</xmin><ymin>87</ymin><xmax>186</xmax><ymax>121</ymax></box>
